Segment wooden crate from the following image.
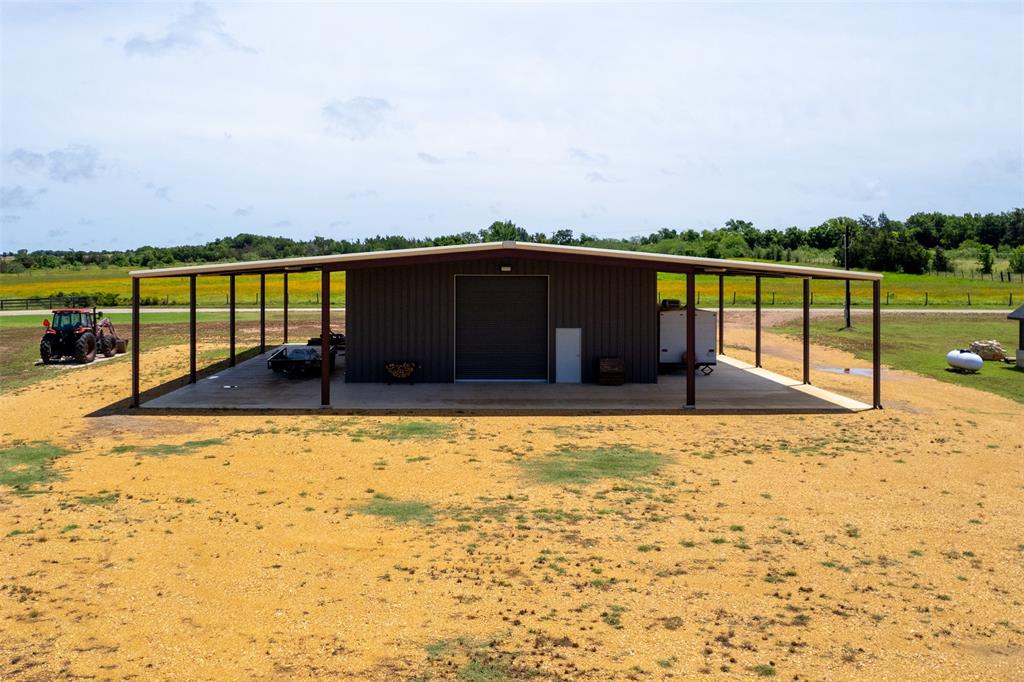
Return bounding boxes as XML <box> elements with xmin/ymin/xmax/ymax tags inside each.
<box><xmin>596</xmin><ymin>356</ymin><xmax>625</xmax><ymax>386</ymax></box>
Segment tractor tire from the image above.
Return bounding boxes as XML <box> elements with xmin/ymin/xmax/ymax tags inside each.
<box><xmin>74</xmin><ymin>332</ymin><xmax>97</xmax><ymax>364</ymax></box>
<box><xmin>40</xmin><ymin>336</ymin><xmax>58</xmax><ymax>364</ymax></box>
<box><xmin>99</xmin><ymin>334</ymin><xmax>116</xmax><ymax>358</ymax></box>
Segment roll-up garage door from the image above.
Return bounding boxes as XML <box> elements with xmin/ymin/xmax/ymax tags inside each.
<box><xmin>455</xmin><ymin>275</ymin><xmax>548</xmax><ymax>381</ymax></box>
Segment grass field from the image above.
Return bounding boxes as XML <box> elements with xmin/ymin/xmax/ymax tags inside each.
<box><xmin>0</xmin><ymin>268</ymin><xmax>342</xmax><ymax>307</ymax></box>
<box><xmin>2</xmin><ymin>263</ymin><xmax>1021</xmax><ymax>308</ymax></box>
<box><xmin>657</xmin><ymin>270</ymin><xmax>1021</xmax><ymax>308</ymax></box>
<box><xmin>0</xmin><ymin>311</ymin><xmax>324</xmax><ymax>393</ymax></box>
<box><xmin>775</xmin><ymin>313</ymin><xmax>1023</xmax><ymax>404</ymax></box>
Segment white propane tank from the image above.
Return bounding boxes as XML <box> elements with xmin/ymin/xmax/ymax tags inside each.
<box><xmin>946</xmin><ymin>349</ymin><xmax>984</xmax><ymax>372</ymax></box>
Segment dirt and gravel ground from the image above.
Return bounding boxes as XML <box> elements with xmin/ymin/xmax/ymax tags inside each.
<box><xmin>0</xmin><ymin>320</ymin><xmax>1021</xmax><ymax>680</ymax></box>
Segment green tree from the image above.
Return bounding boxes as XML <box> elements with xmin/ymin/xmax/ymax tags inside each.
<box><xmin>1009</xmin><ymin>246</ymin><xmax>1024</xmax><ymax>275</ymax></box>
<box><xmin>549</xmin><ymin>229</ymin><xmax>576</xmax><ymax>245</ymax></box>
<box><xmin>479</xmin><ymin>220</ymin><xmax>529</xmax><ymax>242</ymax></box>
<box><xmin>977</xmin><ymin>244</ymin><xmax>994</xmax><ymax>274</ymax></box>
<box><xmin>932</xmin><ymin>246</ymin><xmax>951</xmax><ymax>272</ymax></box>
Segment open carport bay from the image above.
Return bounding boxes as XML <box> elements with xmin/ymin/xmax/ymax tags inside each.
<box><xmin>142</xmin><ymin>346</ymin><xmax>869</xmax><ymax>413</ymax></box>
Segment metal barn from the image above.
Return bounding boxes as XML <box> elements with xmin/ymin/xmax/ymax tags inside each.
<box><xmin>128</xmin><ymin>242</ymin><xmax>883</xmax><ymax>412</ymax></box>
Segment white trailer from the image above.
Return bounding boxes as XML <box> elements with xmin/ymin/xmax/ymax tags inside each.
<box><xmin>659</xmin><ymin>307</ymin><xmax>717</xmax><ymax>373</ymax></box>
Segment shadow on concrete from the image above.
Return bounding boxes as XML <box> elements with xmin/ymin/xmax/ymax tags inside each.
<box><xmin>90</xmin><ymin>346</ymin><xmax>872</xmax><ymax>417</ymax></box>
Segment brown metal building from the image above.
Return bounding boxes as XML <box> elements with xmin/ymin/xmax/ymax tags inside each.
<box><xmin>346</xmin><ymin>256</ymin><xmax>657</xmax><ymax>383</ymax></box>
<box><xmin>128</xmin><ymin>241</ymin><xmax>884</xmax><ymax>410</ymax></box>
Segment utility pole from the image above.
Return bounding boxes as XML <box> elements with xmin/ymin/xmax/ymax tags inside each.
<box><xmin>844</xmin><ymin>224</ymin><xmax>851</xmax><ymax>329</ymax></box>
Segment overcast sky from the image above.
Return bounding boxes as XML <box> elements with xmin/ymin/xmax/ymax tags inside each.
<box><xmin>1</xmin><ymin>1</ymin><xmax>1021</xmax><ymax>252</ymax></box>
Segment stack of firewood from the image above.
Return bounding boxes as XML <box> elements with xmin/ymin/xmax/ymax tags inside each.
<box><xmin>385</xmin><ymin>361</ymin><xmax>417</xmax><ymax>382</ymax></box>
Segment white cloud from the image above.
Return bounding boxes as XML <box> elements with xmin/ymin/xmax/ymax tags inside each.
<box><xmin>322</xmin><ymin>97</ymin><xmax>393</xmax><ymax>140</ymax></box>
<box><xmin>568</xmin><ymin>147</ymin><xmax>608</xmax><ymax>165</ymax></box>
<box><xmin>7</xmin><ymin>145</ymin><xmax>101</xmax><ymax>182</ymax></box>
<box><xmin>585</xmin><ymin>172</ymin><xmax>621</xmax><ymax>184</ymax></box>
<box><xmin>123</xmin><ymin>2</ymin><xmax>256</xmax><ymax>56</ymax></box>
<box><xmin>0</xmin><ymin>185</ymin><xmax>46</xmax><ymax>209</ymax></box>
<box><xmin>145</xmin><ymin>182</ymin><xmax>171</xmax><ymax>200</ymax></box>
<box><xmin>0</xmin><ymin>2</ymin><xmax>1019</xmax><ymax>250</ymax></box>
<box><xmin>346</xmin><ymin>189</ymin><xmax>377</xmax><ymax>199</ymax></box>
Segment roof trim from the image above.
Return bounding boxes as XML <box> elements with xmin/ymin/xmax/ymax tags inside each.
<box><xmin>129</xmin><ymin>241</ymin><xmax>883</xmax><ymax>281</ymax></box>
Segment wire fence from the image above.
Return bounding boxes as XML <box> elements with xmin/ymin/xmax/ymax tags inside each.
<box><xmin>0</xmin><ymin>295</ymin><xmax>97</xmax><ymax>311</ymax></box>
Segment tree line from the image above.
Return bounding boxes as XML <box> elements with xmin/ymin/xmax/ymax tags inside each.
<box><xmin>3</xmin><ymin>209</ymin><xmax>1022</xmax><ymax>275</ymax></box>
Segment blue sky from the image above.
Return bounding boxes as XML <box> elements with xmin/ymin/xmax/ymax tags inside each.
<box><xmin>1</xmin><ymin>1</ymin><xmax>1021</xmax><ymax>252</ymax></box>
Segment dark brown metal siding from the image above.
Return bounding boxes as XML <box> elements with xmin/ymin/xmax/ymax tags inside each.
<box><xmin>345</xmin><ymin>257</ymin><xmax>657</xmax><ymax>383</ymax></box>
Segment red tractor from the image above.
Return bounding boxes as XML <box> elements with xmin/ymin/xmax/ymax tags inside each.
<box><xmin>40</xmin><ymin>308</ymin><xmax>126</xmax><ymax>364</ymax></box>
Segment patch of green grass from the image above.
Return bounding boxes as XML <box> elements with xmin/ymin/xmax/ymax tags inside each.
<box><xmin>776</xmin><ymin>314</ymin><xmax>1023</xmax><ymax>404</ymax></box>
<box><xmin>752</xmin><ymin>663</ymin><xmax>777</xmax><ymax>677</ymax></box>
<box><xmin>521</xmin><ymin>446</ymin><xmax>668</xmax><ymax>486</ymax></box>
<box><xmin>0</xmin><ymin>441</ymin><xmax>68</xmax><ymax>493</ymax></box>
<box><xmin>357</xmin><ymin>493</ymin><xmax>434</xmax><ymax>524</ymax></box>
<box><xmin>6</xmin><ymin>528</ymin><xmax>35</xmax><ymax>537</ymax></box>
<box><xmin>532</xmin><ymin>508</ymin><xmax>582</xmax><ymax>523</ymax></box>
<box><xmin>60</xmin><ymin>524</ymin><xmax>80</xmax><ymax>533</ymax></box>
<box><xmin>131</xmin><ymin>439</ymin><xmax>226</xmax><ymax>457</ymax></box>
<box><xmin>354</xmin><ymin>420</ymin><xmax>454</xmax><ymax>442</ymax></box>
<box><xmin>602</xmin><ymin>604</ymin><xmax>626</xmax><ymax>628</ymax></box>
<box><xmin>78</xmin><ymin>492</ymin><xmax>118</xmax><ymax>506</ymax></box>
<box><xmin>457</xmin><ymin>659</ymin><xmax>512</xmax><ymax>682</ymax></box>
<box><xmin>424</xmin><ymin>639</ymin><xmax>450</xmax><ymax>659</ymax></box>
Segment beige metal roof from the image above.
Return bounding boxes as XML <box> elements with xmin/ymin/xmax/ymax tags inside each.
<box><xmin>129</xmin><ymin>241</ymin><xmax>882</xmax><ymax>281</ymax></box>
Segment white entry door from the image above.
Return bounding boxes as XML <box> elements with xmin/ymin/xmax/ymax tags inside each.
<box><xmin>555</xmin><ymin>328</ymin><xmax>582</xmax><ymax>383</ymax></box>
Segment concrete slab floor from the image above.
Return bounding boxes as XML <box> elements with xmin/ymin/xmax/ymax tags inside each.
<box><xmin>142</xmin><ymin>346</ymin><xmax>871</xmax><ymax>414</ymax></box>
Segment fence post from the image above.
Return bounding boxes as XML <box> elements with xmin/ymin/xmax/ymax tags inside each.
<box><xmin>967</xmin><ymin>292</ymin><xmax>971</xmax><ymax>306</ymax></box>
<box><xmin>925</xmin><ymin>292</ymin><xmax>928</xmax><ymax>306</ymax></box>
